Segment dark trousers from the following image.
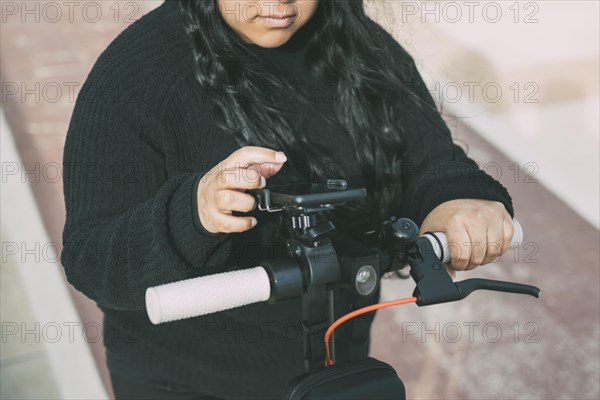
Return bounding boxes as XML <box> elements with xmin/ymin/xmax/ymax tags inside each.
<box><xmin>106</xmin><ymin>351</ymin><xmax>225</xmax><ymax>400</ymax></box>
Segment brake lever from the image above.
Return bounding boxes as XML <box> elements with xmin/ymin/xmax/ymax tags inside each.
<box><xmin>409</xmin><ymin>236</ymin><xmax>540</xmax><ymax>306</ymax></box>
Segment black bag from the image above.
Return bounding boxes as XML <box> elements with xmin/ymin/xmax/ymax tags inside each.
<box><xmin>286</xmin><ymin>357</ymin><xmax>406</xmax><ymax>400</ymax></box>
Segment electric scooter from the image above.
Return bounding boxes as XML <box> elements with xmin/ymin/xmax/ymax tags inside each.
<box><xmin>145</xmin><ymin>180</ymin><xmax>540</xmax><ymax>399</ymax></box>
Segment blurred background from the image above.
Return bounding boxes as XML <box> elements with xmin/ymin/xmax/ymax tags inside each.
<box><xmin>1</xmin><ymin>1</ymin><xmax>598</xmax><ymax>399</ymax></box>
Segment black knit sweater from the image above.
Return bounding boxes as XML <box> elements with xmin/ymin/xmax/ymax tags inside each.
<box><xmin>61</xmin><ymin>2</ymin><xmax>513</xmax><ymax>399</ymax></box>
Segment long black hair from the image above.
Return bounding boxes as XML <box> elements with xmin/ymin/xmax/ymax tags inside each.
<box><xmin>173</xmin><ymin>0</ymin><xmax>431</xmax><ymax>235</ymax></box>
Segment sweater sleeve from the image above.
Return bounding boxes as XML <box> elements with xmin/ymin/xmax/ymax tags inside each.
<box><xmin>60</xmin><ymin>67</ymin><xmax>231</xmax><ymax>312</ymax></box>
<box><xmin>368</xmin><ymin>20</ymin><xmax>514</xmax><ymax>225</ymax></box>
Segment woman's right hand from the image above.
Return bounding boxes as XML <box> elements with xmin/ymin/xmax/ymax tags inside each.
<box><xmin>197</xmin><ymin>146</ymin><xmax>288</xmax><ymax>234</ymax></box>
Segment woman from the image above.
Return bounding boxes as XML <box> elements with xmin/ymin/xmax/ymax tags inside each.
<box><xmin>61</xmin><ymin>0</ymin><xmax>514</xmax><ymax>399</ymax></box>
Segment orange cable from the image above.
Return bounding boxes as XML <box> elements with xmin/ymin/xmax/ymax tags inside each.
<box><xmin>324</xmin><ymin>297</ymin><xmax>417</xmax><ymax>367</ymax></box>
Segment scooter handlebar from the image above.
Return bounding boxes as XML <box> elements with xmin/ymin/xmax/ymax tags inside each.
<box><xmin>146</xmin><ymin>266</ymin><xmax>271</xmax><ymax>325</ymax></box>
<box><xmin>146</xmin><ymin>220</ymin><xmax>524</xmax><ymax>324</ymax></box>
<box><xmin>423</xmin><ymin>219</ymin><xmax>523</xmax><ymax>264</ymax></box>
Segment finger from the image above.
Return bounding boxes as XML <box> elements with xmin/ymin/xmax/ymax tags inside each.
<box><xmin>211</xmin><ymin>213</ymin><xmax>258</xmax><ymax>233</ymax></box>
<box><xmin>215</xmin><ymin>168</ymin><xmax>266</xmax><ymax>190</ymax></box>
<box><xmin>223</xmin><ymin>146</ymin><xmax>287</xmax><ymax>173</ymax></box>
<box><xmin>482</xmin><ymin>224</ymin><xmax>504</xmax><ymax>265</ymax></box>
<box><xmin>465</xmin><ymin>225</ymin><xmax>487</xmax><ymax>270</ymax></box>
<box><xmin>246</xmin><ymin>161</ymin><xmax>286</xmax><ymax>180</ymax></box>
<box><xmin>447</xmin><ymin>230</ymin><xmax>471</xmax><ymax>271</ymax></box>
<box><xmin>500</xmin><ymin>217</ymin><xmax>515</xmax><ymax>256</ymax></box>
<box><xmin>214</xmin><ymin>189</ymin><xmax>257</xmax><ymax>213</ymax></box>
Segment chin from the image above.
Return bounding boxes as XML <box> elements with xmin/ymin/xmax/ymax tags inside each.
<box><xmin>250</xmin><ymin>30</ymin><xmax>296</xmax><ymax>48</ymax></box>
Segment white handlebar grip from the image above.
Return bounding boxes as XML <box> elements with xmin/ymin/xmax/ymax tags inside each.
<box><xmin>424</xmin><ymin>219</ymin><xmax>523</xmax><ymax>264</ymax></box>
<box><xmin>145</xmin><ymin>267</ymin><xmax>271</xmax><ymax>325</ymax></box>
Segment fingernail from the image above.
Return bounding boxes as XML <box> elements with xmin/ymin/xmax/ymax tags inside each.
<box><xmin>251</xmin><ymin>218</ymin><xmax>258</xmax><ymax>227</ymax></box>
<box><xmin>260</xmin><ymin>176</ymin><xmax>266</xmax><ymax>188</ymax></box>
<box><xmin>275</xmin><ymin>151</ymin><xmax>287</xmax><ymax>162</ymax></box>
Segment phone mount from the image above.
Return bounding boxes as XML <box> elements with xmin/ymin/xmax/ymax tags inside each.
<box><xmin>248</xmin><ymin>179</ymin><xmax>385</xmax><ymax>370</ymax></box>
<box><xmin>249</xmin><ymin>180</ymin><xmax>540</xmax><ymax>372</ymax></box>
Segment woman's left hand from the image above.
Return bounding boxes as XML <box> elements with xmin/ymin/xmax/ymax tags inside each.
<box><xmin>419</xmin><ymin>199</ymin><xmax>514</xmax><ymax>277</ymax></box>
